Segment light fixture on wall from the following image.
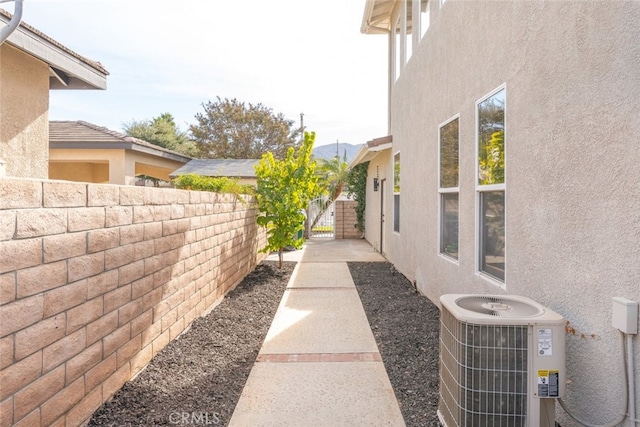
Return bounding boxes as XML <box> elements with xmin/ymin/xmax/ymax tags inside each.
<box><xmin>373</xmin><ymin>177</ymin><xmax>379</xmax><ymax>191</ymax></box>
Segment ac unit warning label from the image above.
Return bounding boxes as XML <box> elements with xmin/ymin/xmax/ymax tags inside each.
<box><xmin>537</xmin><ymin>328</ymin><xmax>553</xmax><ymax>356</ymax></box>
<box><xmin>537</xmin><ymin>370</ymin><xmax>559</xmax><ymax>398</ymax></box>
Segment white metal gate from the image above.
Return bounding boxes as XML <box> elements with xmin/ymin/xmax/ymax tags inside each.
<box><xmin>308</xmin><ymin>197</ymin><xmax>334</xmax><ymax>238</ymax></box>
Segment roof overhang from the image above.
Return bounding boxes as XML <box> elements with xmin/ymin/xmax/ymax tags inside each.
<box><xmin>49</xmin><ymin>120</ymin><xmax>193</xmax><ymax>164</ymax></box>
<box><xmin>0</xmin><ymin>9</ymin><xmax>108</xmax><ymax>90</ymax></box>
<box><xmin>350</xmin><ymin>135</ymin><xmax>393</xmax><ymax>167</ymax></box>
<box><xmin>361</xmin><ymin>0</ymin><xmax>394</xmax><ymax>34</ymax></box>
<box><xmin>49</xmin><ymin>140</ymin><xmax>192</xmax><ymax>163</ymax></box>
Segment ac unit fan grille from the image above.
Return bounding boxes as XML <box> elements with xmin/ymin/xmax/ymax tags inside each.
<box><xmin>439</xmin><ymin>307</ymin><xmax>529</xmax><ymax>426</ymax></box>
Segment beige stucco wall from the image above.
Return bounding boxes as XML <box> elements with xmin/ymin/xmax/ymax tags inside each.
<box><xmin>49</xmin><ymin>161</ymin><xmax>110</xmax><ymax>183</ymax></box>
<box><xmin>0</xmin><ymin>44</ymin><xmax>49</xmax><ymax>179</ymax></box>
<box><xmin>50</xmin><ymin>148</ymin><xmax>188</xmax><ymax>185</ymax></box>
<box><xmin>379</xmin><ymin>1</ymin><xmax>640</xmax><ymax>425</ymax></box>
<box><xmin>363</xmin><ymin>151</ymin><xmax>392</xmax><ymax>254</ymax></box>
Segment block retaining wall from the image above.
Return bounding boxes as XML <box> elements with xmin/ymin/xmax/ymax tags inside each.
<box><xmin>0</xmin><ymin>178</ymin><xmax>267</xmax><ymax>427</ymax></box>
<box><xmin>334</xmin><ymin>200</ymin><xmax>360</xmax><ymax>239</ymax></box>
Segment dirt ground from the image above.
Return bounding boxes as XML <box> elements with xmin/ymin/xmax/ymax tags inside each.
<box><xmin>88</xmin><ymin>260</ymin><xmax>441</xmax><ymax>426</ymax></box>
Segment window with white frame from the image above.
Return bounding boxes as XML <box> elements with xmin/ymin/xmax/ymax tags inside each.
<box><xmin>420</xmin><ymin>0</ymin><xmax>430</xmax><ymax>39</ymax></box>
<box><xmin>393</xmin><ymin>152</ymin><xmax>400</xmax><ymax>233</ymax></box>
<box><xmin>476</xmin><ymin>87</ymin><xmax>506</xmax><ymax>282</ymax></box>
<box><xmin>405</xmin><ymin>0</ymin><xmax>413</xmax><ymax>61</ymax></box>
<box><xmin>394</xmin><ymin>14</ymin><xmax>401</xmax><ymax>81</ymax></box>
<box><xmin>439</xmin><ymin>116</ymin><xmax>459</xmax><ymax>259</ymax></box>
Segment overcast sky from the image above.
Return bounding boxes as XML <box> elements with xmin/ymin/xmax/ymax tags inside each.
<box><xmin>6</xmin><ymin>0</ymin><xmax>389</xmax><ymax>147</ymax></box>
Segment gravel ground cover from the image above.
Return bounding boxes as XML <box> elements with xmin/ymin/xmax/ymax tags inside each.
<box><xmin>349</xmin><ymin>261</ymin><xmax>441</xmax><ymax>427</ymax></box>
<box><xmin>88</xmin><ymin>259</ymin><xmax>441</xmax><ymax>426</ymax></box>
<box><xmin>89</xmin><ymin>261</ymin><xmax>295</xmax><ymax>427</ymax></box>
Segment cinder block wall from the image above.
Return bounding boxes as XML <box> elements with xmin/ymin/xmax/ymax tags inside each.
<box><xmin>0</xmin><ymin>178</ymin><xmax>267</xmax><ymax>427</ymax></box>
<box><xmin>334</xmin><ymin>200</ymin><xmax>360</xmax><ymax>239</ymax></box>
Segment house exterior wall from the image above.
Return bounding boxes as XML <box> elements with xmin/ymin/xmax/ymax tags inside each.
<box><xmin>364</xmin><ymin>151</ymin><xmax>392</xmax><ymax>254</ymax></box>
<box><xmin>0</xmin><ymin>178</ymin><xmax>267</xmax><ymax>427</ymax></box>
<box><xmin>49</xmin><ymin>148</ymin><xmax>187</xmax><ymax>185</ymax></box>
<box><xmin>374</xmin><ymin>1</ymin><xmax>640</xmax><ymax>425</ymax></box>
<box><xmin>0</xmin><ymin>44</ymin><xmax>49</xmax><ymax>179</ymax></box>
<box><xmin>49</xmin><ymin>161</ymin><xmax>110</xmax><ymax>183</ymax></box>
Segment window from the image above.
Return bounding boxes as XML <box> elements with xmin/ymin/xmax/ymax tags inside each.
<box><xmin>394</xmin><ymin>14</ymin><xmax>401</xmax><ymax>81</ymax></box>
<box><xmin>476</xmin><ymin>87</ymin><xmax>506</xmax><ymax>282</ymax></box>
<box><xmin>393</xmin><ymin>152</ymin><xmax>400</xmax><ymax>233</ymax></box>
<box><xmin>420</xmin><ymin>0</ymin><xmax>430</xmax><ymax>39</ymax></box>
<box><xmin>439</xmin><ymin>116</ymin><xmax>459</xmax><ymax>259</ymax></box>
<box><xmin>405</xmin><ymin>0</ymin><xmax>413</xmax><ymax>61</ymax></box>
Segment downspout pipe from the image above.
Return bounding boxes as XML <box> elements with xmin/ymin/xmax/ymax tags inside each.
<box><xmin>0</xmin><ymin>0</ymin><xmax>24</xmax><ymax>45</ymax></box>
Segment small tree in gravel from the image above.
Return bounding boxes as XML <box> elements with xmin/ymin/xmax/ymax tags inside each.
<box><xmin>255</xmin><ymin>131</ymin><xmax>320</xmax><ymax>267</ymax></box>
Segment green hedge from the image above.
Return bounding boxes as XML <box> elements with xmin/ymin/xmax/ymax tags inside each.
<box><xmin>172</xmin><ymin>174</ymin><xmax>254</xmax><ymax>195</ymax></box>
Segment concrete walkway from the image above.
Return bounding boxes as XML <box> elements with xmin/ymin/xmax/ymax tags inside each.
<box><xmin>228</xmin><ymin>239</ymin><xmax>406</xmax><ymax>427</ymax></box>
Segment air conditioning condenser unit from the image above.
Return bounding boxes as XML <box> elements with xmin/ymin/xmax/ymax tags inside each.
<box><xmin>438</xmin><ymin>294</ymin><xmax>565</xmax><ymax>427</ymax></box>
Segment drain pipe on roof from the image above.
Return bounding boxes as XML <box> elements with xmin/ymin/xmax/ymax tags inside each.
<box><xmin>0</xmin><ymin>0</ymin><xmax>24</xmax><ymax>45</ymax></box>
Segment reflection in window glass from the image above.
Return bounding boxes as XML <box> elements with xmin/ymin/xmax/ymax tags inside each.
<box><xmin>477</xmin><ymin>87</ymin><xmax>505</xmax><ymax>282</ymax></box>
<box><xmin>440</xmin><ymin>118</ymin><xmax>459</xmax><ymax>188</ymax></box>
<box><xmin>477</xmin><ymin>89</ymin><xmax>505</xmax><ymax>185</ymax></box>
<box><xmin>406</xmin><ymin>0</ymin><xmax>412</xmax><ymax>60</ymax></box>
<box><xmin>439</xmin><ymin>117</ymin><xmax>459</xmax><ymax>260</ymax></box>
<box><xmin>394</xmin><ymin>15</ymin><xmax>401</xmax><ymax>81</ymax></box>
<box><xmin>420</xmin><ymin>0</ymin><xmax>430</xmax><ymax>39</ymax></box>
<box><xmin>394</xmin><ymin>194</ymin><xmax>400</xmax><ymax>233</ymax></box>
<box><xmin>394</xmin><ymin>153</ymin><xmax>401</xmax><ymax>193</ymax></box>
<box><xmin>394</xmin><ymin>153</ymin><xmax>400</xmax><ymax>233</ymax></box>
<box><xmin>441</xmin><ymin>193</ymin><xmax>459</xmax><ymax>259</ymax></box>
<box><xmin>480</xmin><ymin>191</ymin><xmax>505</xmax><ymax>281</ymax></box>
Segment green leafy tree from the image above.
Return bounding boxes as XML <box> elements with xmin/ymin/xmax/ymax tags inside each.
<box><xmin>190</xmin><ymin>97</ymin><xmax>300</xmax><ymax>160</ymax></box>
<box><xmin>255</xmin><ymin>131</ymin><xmax>320</xmax><ymax>267</ymax></box>
<box><xmin>123</xmin><ymin>113</ymin><xmax>198</xmax><ymax>157</ymax></box>
<box><xmin>317</xmin><ymin>150</ymin><xmax>349</xmax><ymax>203</ymax></box>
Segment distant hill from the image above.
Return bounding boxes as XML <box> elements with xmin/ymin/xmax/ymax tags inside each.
<box><xmin>312</xmin><ymin>143</ymin><xmax>363</xmax><ymax>163</ymax></box>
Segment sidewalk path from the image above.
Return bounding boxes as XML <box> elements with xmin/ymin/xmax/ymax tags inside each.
<box><xmin>229</xmin><ymin>239</ymin><xmax>405</xmax><ymax>426</ymax></box>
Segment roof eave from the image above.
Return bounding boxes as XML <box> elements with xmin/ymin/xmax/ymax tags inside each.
<box><xmin>349</xmin><ymin>135</ymin><xmax>393</xmax><ymax>167</ymax></box>
<box><xmin>1</xmin><ymin>12</ymin><xmax>108</xmax><ymax>90</ymax></box>
<box><xmin>361</xmin><ymin>0</ymin><xmax>392</xmax><ymax>34</ymax></box>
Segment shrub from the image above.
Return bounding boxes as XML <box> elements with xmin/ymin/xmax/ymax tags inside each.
<box><xmin>172</xmin><ymin>174</ymin><xmax>254</xmax><ymax>195</ymax></box>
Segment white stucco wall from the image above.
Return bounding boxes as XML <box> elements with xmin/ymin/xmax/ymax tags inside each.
<box><xmin>0</xmin><ymin>44</ymin><xmax>49</xmax><ymax>179</ymax></box>
<box><xmin>379</xmin><ymin>1</ymin><xmax>640</xmax><ymax>425</ymax></box>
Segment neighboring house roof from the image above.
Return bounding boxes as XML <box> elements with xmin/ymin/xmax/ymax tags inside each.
<box><xmin>170</xmin><ymin>159</ymin><xmax>260</xmax><ymax>179</ymax></box>
<box><xmin>49</xmin><ymin>121</ymin><xmax>193</xmax><ymax>163</ymax></box>
<box><xmin>350</xmin><ymin>135</ymin><xmax>393</xmax><ymax>167</ymax></box>
<box><xmin>0</xmin><ymin>8</ymin><xmax>108</xmax><ymax>89</ymax></box>
<box><xmin>361</xmin><ymin>0</ymin><xmax>395</xmax><ymax>34</ymax></box>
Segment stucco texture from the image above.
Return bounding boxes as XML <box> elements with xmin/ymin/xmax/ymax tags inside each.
<box><xmin>381</xmin><ymin>1</ymin><xmax>640</xmax><ymax>425</ymax></box>
<box><xmin>0</xmin><ymin>44</ymin><xmax>49</xmax><ymax>179</ymax></box>
<box><xmin>49</xmin><ymin>148</ymin><xmax>187</xmax><ymax>185</ymax></box>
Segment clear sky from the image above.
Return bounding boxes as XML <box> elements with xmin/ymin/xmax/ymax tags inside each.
<box><xmin>6</xmin><ymin>0</ymin><xmax>389</xmax><ymax>147</ymax></box>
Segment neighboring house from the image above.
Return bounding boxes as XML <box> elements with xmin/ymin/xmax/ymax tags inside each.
<box><xmin>170</xmin><ymin>159</ymin><xmax>260</xmax><ymax>186</ymax></box>
<box><xmin>49</xmin><ymin>121</ymin><xmax>192</xmax><ymax>185</ymax></box>
<box><xmin>357</xmin><ymin>1</ymin><xmax>639</xmax><ymax>426</ymax></box>
<box><xmin>0</xmin><ymin>9</ymin><xmax>108</xmax><ymax>179</ymax></box>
